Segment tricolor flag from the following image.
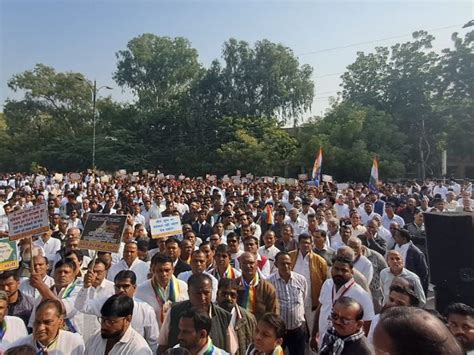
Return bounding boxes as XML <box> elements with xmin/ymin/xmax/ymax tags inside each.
<box><xmin>312</xmin><ymin>147</ymin><xmax>323</xmax><ymax>187</ymax></box>
<box><xmin>369</xmin><ymin>158</ymin><xmax>379</xmax><ymax>192</ymax></box>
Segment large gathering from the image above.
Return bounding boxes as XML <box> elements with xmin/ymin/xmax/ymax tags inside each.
<box><xmin>0</xmin><ymin>173</ymin><xmax>472</xmax><ymax>354</ymax></box>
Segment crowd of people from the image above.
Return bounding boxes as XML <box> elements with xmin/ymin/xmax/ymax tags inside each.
<box><xmin>0</xmin><ymin>172</ymin><xmax>472</xmax><ymax>355</ymax></box>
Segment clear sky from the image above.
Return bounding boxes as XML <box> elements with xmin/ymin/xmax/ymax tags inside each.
<box><xmin>1</xmin><ymin>0</ymin><xmax>472</xmax><ymax>118</ymax></box>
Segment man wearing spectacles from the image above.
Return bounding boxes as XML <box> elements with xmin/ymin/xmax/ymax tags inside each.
<box><xmin>75</xmin><ymin>270</ymin><xmax>159</xmax><ymax>352</ymax></box>
<box><xmin>319</xmin><ymin>297</ymin><xmax>372</xmax><ymax>355</ymax></box>
<box><xmin>85</xmin><ymin>294</ymin><xmax>152</xmax><ymax>354</ymax></box>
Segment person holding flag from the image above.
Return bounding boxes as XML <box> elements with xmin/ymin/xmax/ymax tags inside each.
<box><xmin>312</xmin><ymin>147</ymin><xmax>323</xmax><ymax>187</ymax></box>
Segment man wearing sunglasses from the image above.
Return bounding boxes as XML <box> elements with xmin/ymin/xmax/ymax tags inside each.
<box><xmin>319</xmin><ymin>296</ymin><xmax>372</xmax><ymax>355</ymax></box>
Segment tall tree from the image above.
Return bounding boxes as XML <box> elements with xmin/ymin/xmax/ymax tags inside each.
<box><xmin>114</xmin><ymin>34</ymin><xmax>203</xmax><ymax>109</ymax></box>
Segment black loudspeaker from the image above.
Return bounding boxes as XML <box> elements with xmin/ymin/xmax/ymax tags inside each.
<box><xmin>424</xmin><ymin>212</ymin><xmax>474</xmax><ymax>312</ymax></box>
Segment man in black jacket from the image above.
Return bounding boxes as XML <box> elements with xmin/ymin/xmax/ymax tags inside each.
<box><xmin>165</xmin><ymin>237</ymin><xmax>191</xmax><ymax>277</ymax></box>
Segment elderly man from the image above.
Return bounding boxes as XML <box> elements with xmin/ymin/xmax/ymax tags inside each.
<box><xmin>234</xmin><ymin>252</ymin><xmax>279</xmax><ymax>321</ymax></box>
<box><xmin>380</xmin><ymin>250</ymin><xmax>426</xmax><ymax>307</ymax></box>
<box><xmin>358</xmin><ymin>219</ymin><xmax>387</xmax><ymax>255</ymax></box>
<box><xmin>8</xmin><ymin>299</ymin><xmax>84</xmax><ymax>354</ymax></box>
<box><xmin>349</xmin><ymin>211</ymin><xmax>367</xmax><ymax>238</ymax></box>
<box><xmin>319</xmin><ymin>297</ymin><xmax>373</xmax><ymax>355</ymax></box>
<box><xmin>445</xmin><ymin>303</ymin><xmax>474</xmax><ymax>354</ymax></box>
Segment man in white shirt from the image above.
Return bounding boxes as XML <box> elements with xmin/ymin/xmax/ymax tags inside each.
<box><xmin>380</xmin><ymin>250</ymin><xmax>426</xmax><ymax>307</ymax></box>
<box><xmin>327</xmin><ymin>218</ymin><xmax>344</xmax><ymax>250</ymax></box>
<box><xmin>311</xmin><ymin>255</ymin><xmax>374</xmax><ymax>351</ymax></box>
<box><xmin>288</xmin><ymin>208</ymin><xmax>308</xmax><ymax>237</ymax></box>
<box><xmin>33</xmin><ymin>230</ymin><xmax>61</xmax><ymax>268</ymax></box>
<box><xmin>347</xmin><ymin>237</ymin><xmax>374</xmax><ymax>284</ymax></box>
<box><xmin>359</xmin><ymin>201</ymin><xmax>380</xmax><ymax>226</ymax></box>
<box><xmin>0</xmin><ymin>290</ymin><xmax>28</xmax><ymax>351</ymax></box>
<box><xmin>9</xmin><ymin>298</ymin><xmax>84</xmax><ymax>354</ymax></box>
<box><xmin>29</xmin><ymin>258</ymin><xmax>85</xmax><ymax>335</ymax></box>
<box><xmin>334</xmin><ymin>195</ymin><xmax>350</xmax><ymax>219</ymax></box>
<box><xmin>258</xmin><ymin>231</ymin><xmax>280</xmax><ymax>274</ymax></box>
<box><xmin>135</xmin><ymin>253</ymin><xmax>188</xmax><ymax>328</ymax></box>
<box><xmin>76</xmin><ymin>269</ymin><xmax>159</xmax><ymax>352</ymax></box>
<box><xmin>178</xmin><ymin>250</ymin><xmax>218</xmax><ymax>301</ymax></box>
<box><xmin>85</xmin><ymin>294</ymin><xmax>152</xmax><ymax>355</ymax></box>
<box><xmin>349</xmin><ymin>211</ymin><xmax>367</xmax><ymax>238</ymax></box>
<box><xmin>382</xmin><ymin>203</ymin><xmax>405</xmax><ymax>230</ymax></box>
<box><xmin>20</xmin><ymin>255</ymin><xmax>54</xmax><ymax>299</ymax></box>
<box><xmin>107</xmin><ymin>241</ymin><xmax>150</xmax><ymax>284</ymax></box>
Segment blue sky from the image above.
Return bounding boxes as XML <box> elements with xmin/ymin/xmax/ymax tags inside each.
<box><xmin>1</xmin><ymin>0</ymin><xmax>472</xmax><ymax>118</ymax></box>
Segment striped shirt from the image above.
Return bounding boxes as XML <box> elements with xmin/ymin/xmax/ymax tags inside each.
<box><xmin>267</xmin><ymin>271</ymin><xmax>308</xmax><ymax>330</ymax></box>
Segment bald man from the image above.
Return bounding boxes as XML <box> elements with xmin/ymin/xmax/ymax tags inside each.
<box><xmin>374</xmin><ymin>307</ymin><xmax>463</xmax><ymax>354</ymax></box>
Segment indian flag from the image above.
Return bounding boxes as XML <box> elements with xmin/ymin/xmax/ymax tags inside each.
<box><xmin>369</xmin><ymin>158</ymin><xmax>379</xmax><ymax>192</ymax></box>
<box><xmin>312</xmin><ymin>147</ymin><xmax>323</xmax><ymax>187</ymax></box>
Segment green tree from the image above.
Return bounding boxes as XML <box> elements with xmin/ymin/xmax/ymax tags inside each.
<box><xmin>217</xmin><ymin>118</ymin><xmax>298</xmax><ymax>175</ymax></box>
<box><xmin>341</xmin><ymin>32</ymin><xmax>442</xmax><ymax>179</ymax></box>
<box><xmin>295</xmin><ymin>103</ymin><xmax>407</xmax><ymax>181</ymax></box>
<box><xmin>114</xmin><ymin>34</ymin><xmax>203</xmax><ymax>109</ymax></box>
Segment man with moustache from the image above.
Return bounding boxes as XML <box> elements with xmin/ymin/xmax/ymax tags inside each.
<box><xmin>217</xmin><ymin>278</ymin><xmax>256</xmax><ymax>355</ymax></box>
<box><xmin>445</xmin><ymin>303</ymin><xmax>474</xmax><ymax>354</ymax></box>
<box><xmin>310</xmin><ymin>255</ymin><xmax>374</xmax><ymax>351</ymax></box>
<box><xmin>85</xmin><ymin>294</ymin><xmax>152</xmax><ymax>354</ymax></box>
<box><xmin>319</xmin><ymin>297</ymin><xmax>373</xmax><ymax>355</ymax></box>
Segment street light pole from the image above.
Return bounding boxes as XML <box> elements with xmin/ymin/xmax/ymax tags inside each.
<box><xmin>75</xmin><ymin>77</ymin><xmax>112</xmax><ymax>173</ymax></box>
<box><xmin>92</xmin><ymin>79</ymin><xmax>97</xmax><ymax>172</ymax></box>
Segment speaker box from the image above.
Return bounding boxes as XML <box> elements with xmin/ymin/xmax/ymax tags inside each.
<box><xmin>424</xmin><ymin>212</ymin><xmax>474</xmax><ymax>311</ymax></box>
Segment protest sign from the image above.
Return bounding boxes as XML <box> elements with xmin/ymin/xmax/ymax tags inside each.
<box><xmin>277</xmin><ymin>177</ymin><xmax>286</xmax><ymax>184</ymax></box>
<box><xmin>69</xmin><ymin>173</ymin><xmax>81</xmax><ymax>182</ymax></box>
<box><xmin>286</xmin><ymin>178</ymin><xmax>297</xmax><ymax>185</ymax></box>
<box><xmin>337</xmin><ymin>183</ymin><xmax>349</xmax><ymax>191</ymax></box>
<box><xmin>100</xmin><ymin>175</ymin><xmax>110</xmax><ymax>183</ymax></box>
<box><xmin>322</xmin><ymin>174</ymin><xmax>333</xmax><ymax>182</ymax></box>
<box><xmin>8</xmin><ymin>203</ymin><xmax>49</xmax><ymax>241</ymax></box>
<box><xmin>298</xmin><ymin>174</ymin><xmax>308</xmax><ymax>181</ymax></box>
<box><xmin>133</xmin><ymin>172</ymin><xmax>139</xmax><ymax>176</ymax></box>
<box><xmin>53</xmin><ymin>173</ymin><xmax>63</xmax><ymax>182</ymax></box>
<box><xmin>0</xmin><ymin>238</ymin><xmax>19</xmax><ymax>272</ymax></box>
<box><xmin>78</xmin><ymin>214</ymin><xmax>127</xmax><ymax>253</ymax></box>
<box><xmin>150</xmin><ymin>216</ymin><xmax>182</xmax><ymax>239</ymax></box>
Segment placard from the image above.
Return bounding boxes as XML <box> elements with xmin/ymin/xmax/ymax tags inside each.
<box><xmin>337</xmin><ymin>183</ymin><xmax>349</xmax><ymax>191</ymax></box>
<box><xmin>78</xmin><ymin>214</ymin><xmax>127</xmax><ymax>253</ymax></box>
<box><xmin>322</xmin><ymin>174</ymin><xmax>333</xmax><ymax>182</ymax></box>
<box><xmin>178</xmin><ymin>175</ymin><xmax>186</xmax><ymax>181</ymax></box>
<box><xmin>286</xmin><ymin>178</ymin><xmax>297</xmax><ymax>185</ymax></box>
<box><xmin>69</xmin><ymin>173</ymin><xmax>81</xmax><ymax>182</ymax></box>
<box><xmin>118</xmin><ymin>169</ymin><xmax>127</xmax><ymax>175</ymax></box>
<box><xmin>100</xmin><ymin>175</ymin><xmax>110</xmax><ymax>183</ymax></box>
<box><xmin>8</xmin><ymin>203</ymin><xmax>49</xmax><ymax>241</ymax></box>
<box><xmin>133</xmin><ymin>172</ymin><xmax>139</xmax><ymax>176</ymax></box>
<box><xmin>53</xmin><ymin>173</ymin><xmax>63</xmax><ymax>182</ymax></box>
<box><xmin>150</xmin><ymin>216</ymin><xmax>183</xmax><ymax>239</ymax></box>
<box><xmin>0</xmin><ymin>238</ymin><xmax>19</xmax><ymax>271</ymax></box>
<box><xmin>277</xmin><ymin>177</ymin><xmax>286</xmax><ymax>184</ymax></box>
<box><xmin>298</xmin><ymin>174</ymin><xmax>308</xmax><ymax>181</ymax></box>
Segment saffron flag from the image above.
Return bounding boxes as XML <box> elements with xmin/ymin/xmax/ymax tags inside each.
<box><xmin>369</xmin><ymin>158</ymin><xmax>379</xmax><ymax>192</ymax></box>
<box><xmin>312</xmin><ymin>147</ymin><xmax>323</xmax><ymax>187</ymax></box>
